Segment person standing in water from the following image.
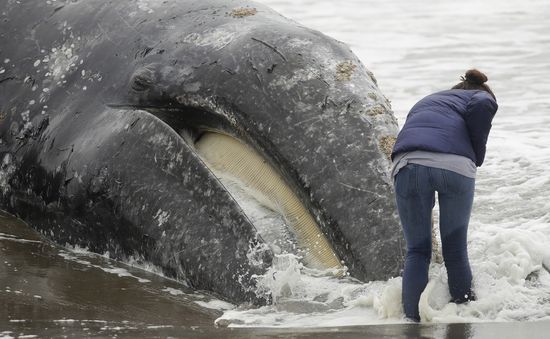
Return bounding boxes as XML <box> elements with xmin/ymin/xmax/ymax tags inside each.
<box><xmin>391</xmin><ymin>69</ymin><xmax>498</xmax><ymax>322</ymax></box>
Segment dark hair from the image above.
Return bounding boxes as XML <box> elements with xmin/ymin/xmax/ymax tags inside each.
<box><xmin>452</xmin><ymin>69</ymin><xmax>496</xmax><ymax>100</ymax></box>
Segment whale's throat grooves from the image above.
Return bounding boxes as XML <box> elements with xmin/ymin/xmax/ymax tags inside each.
<box><xmin>194</xmin><ymin>132</ymin><xmax>343</xmax><ymax>272</ymax></box>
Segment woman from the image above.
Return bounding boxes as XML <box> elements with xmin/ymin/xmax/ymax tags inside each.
<box><xmin>391</xmin><ymin>69</ymin><xmax>498</xmax><ymax>322</ymax></box>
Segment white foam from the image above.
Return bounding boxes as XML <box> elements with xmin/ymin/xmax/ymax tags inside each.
<box><xmin>162</xmin><ymin>287</ymin><xmax>184</xmax><ymax>296</ymax></box>
<box><xmin>146</xmin><ymin>325</ymin><xmax>174</xmax><ymax>329</ymax></box>
<box><xmin>195</xmin><ymin>299</ymin><xmax>235</xmax><ymax>311</ymax></box>
<box><xmin>99</xmin><ymin>267</ymin><xmax>151</xmax><ymax>283</ymax></box>
<box><xmin>53</xmin><ymin>319</ymin><xmax>76</xmax><ymax>323</ymax></box>
<box><xmin>0</xmin><ymin>232</ymin><xmax>42</xmax><ymax>244</ymax></box>
<box><xmin>58</xmin><ymin>250</ymin><xmax>151</xmax><ymax>283</ymax></box>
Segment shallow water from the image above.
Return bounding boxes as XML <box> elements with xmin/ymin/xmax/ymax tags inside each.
<box><xmin>2</xmin><ymin>0</ymin><xmax>550</xmax><ymax>334</ymax></box>
<box><xmin>4</xmin><ymin>211</ymin><xmax>549</xmax><ymax>337</ymax></box>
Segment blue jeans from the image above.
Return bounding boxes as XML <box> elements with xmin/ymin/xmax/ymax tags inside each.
<box><xmin>394</xmin><ymin>164</ymin><xmax>476</xmax><ymax>321</ymax></box>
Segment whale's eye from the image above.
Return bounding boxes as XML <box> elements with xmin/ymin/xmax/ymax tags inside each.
<box><xmin>194</xmin><ymin>132</ymin><xmax>343</xmax><ymax>273</ymax></box>
<box><xmin>130</xmin><ymin>66</ymin><xmax>155</xmax><ymax>92</ymax></box>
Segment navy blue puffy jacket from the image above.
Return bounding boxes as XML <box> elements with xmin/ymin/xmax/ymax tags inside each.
<box><xmin>391</xmin><ymin>89</ymin><xmax>498</xmax><ymax>166</ymax></box>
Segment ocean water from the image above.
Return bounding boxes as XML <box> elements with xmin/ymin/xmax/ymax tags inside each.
<box><xmin>216</xmin><ymin>0</ymin><xmax>550</xmax><ymax>327</ymax></box>
<box><xmin>2</xmin><ymin>0</ymin><xmax>550</xmax><ymax>334</ymax></box>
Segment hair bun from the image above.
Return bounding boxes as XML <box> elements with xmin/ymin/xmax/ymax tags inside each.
<box><xmin>464</xmin><ymin>69</ymin><xmax>488</xmax><ymax>85</ymax></box>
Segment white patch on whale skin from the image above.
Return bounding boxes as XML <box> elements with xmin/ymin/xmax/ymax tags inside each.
<box><xmin>135</xmin><ymin>0</ymin><xmax>167</xmax><ymax>14</ymax></box>
<box><xmin>147</xmin><ymin>133</ymin><xmax>175</xmax><ymax>150</ymax></box>
<box><xmin>137</xmin><ymin>0</ymin><xmax>155</xmax><ymax>14</ymax></box>
<box><xmin>47</xmin><ymin>42</ymin><xmax>80</xmax><ymax>82</ymax></box>
<box><xmin>182</xmin><ymin>29</ymin><xmax>238</xmax><ymax>51</ymax></box>
<box><xmin>21</xmin><ymin>110</ymin><xmax>30</xmax><ymax>122</ymax></box>
<box><xmin>35</xmin><ymin>24</ymin><xmax>102</xmax><ymax>95</ymax></box>
<box><xmin>183</xmin><ymin>82</ymin><xmax>201</xmax><ymax>93</ymax></box>
<box><xmin>154</xmin><ymin>209</ymin><xmax>170</xmax><ymax>227</ymax></box>
<box><xmin>145</xmin><ymin>132</ymin><xmax>185</xmax><ymax>172</ymax></box>
<box><xmin>269</xmin><ymin>66</ymin><xmax>322</xmax><ymax>91</ymax></box>
<box><xmin>286</xmin><ymin>38</ymin><xmax>313</xmax><ymax>49</ymax></box>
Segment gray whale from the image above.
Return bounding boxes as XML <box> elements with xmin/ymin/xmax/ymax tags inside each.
<box><xmin>0</xmin><ymin>0</ymin><xmax>404</xmax><ymax>303</ymax></box>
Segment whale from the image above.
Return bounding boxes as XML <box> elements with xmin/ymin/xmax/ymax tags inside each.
<box><xmin>0</xmin><ymin>0</ymin><xmax>404</xmax><ymax>303</ymax></box>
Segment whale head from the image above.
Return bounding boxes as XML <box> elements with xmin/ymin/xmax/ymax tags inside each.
<box><xmin>117</xmin><ymin>3</ymin><xmax>404</xmax><ymax>284</ymax></box>
<box><xmin>0</xmin><ymin>0</ymin><xmax>404</xmax><ymax>303</ymax></box>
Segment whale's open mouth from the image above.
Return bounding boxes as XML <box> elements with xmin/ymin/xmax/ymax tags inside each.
<box><xmin>193</xmin><ymin>131</ymin><xmax>343</xmax><ymax>273</ymax></box>
<box><xmin>129</xmin><ymin>104</ymin><xmax>345</xmax><ymax>272</ymax></box>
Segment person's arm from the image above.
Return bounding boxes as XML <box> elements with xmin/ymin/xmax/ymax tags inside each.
<box><xmin>464</xmin><ymin>92</ymin><xmax>498</xmax><ymax>166</ymax></box>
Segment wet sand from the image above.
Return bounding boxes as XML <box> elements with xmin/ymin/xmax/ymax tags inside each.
<box><xmin>0</xmin><ymin>210</ymin><xmax>220</xmax><ymax>336</ymax></box>
<box><xmin>1</xmin><ymin>211</ymin><xmax>549</xmax><ymax>338</ymax></box>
